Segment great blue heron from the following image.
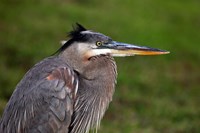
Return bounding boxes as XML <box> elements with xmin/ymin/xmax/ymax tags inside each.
<box><xmin>0</xmin><ymin>23</ymin><xmax>169</xmax><ymax>133</ymax></box>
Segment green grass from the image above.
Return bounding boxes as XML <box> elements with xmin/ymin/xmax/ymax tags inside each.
<box><xmin>0</xmin><ymin>0</ymin><xmax>199</xmax><ymax>132</ymax></box>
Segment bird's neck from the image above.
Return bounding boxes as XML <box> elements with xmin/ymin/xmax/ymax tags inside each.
<box><xmin>70</xmin><ymin>55</ymin><xmax>117</xmax><ymax>133</ymax></box>
<box><xmin>80</xmin><ymin>55</ymin><xmax>117</xmax><ymax>99</ymax></box>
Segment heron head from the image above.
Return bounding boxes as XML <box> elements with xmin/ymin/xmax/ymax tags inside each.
<box><xmin>59</xmin><ymin>23</ymin><xmax>169</xmax><ymax>60</ymax></box>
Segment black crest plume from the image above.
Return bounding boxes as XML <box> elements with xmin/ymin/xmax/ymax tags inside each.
<box><xmin>57</xmin><ymin>23</ymin><xmax>87</xmax><ymax>53</ymax></box>
<box><xmin>69</xmin><ymin>23</ymin><xmax>87</xmax><ymax>38</ymax></box>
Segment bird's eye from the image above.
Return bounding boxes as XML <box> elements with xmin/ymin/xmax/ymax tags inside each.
<box><xmin>96</xmin><ymin>41</ymin><xmax>102</xmax><ymax>47</ymax></box>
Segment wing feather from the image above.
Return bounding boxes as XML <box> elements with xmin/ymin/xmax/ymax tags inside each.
<box><xmin>0</xmin><ymin>63</ymin><xmax>78</xmax><ymax>133</ymax></box>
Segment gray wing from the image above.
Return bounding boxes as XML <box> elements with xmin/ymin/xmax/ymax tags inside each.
<box><xmin>0</xmin><ymin>66</ymin><xmax>78</xmax><ymax>133</ymax></box>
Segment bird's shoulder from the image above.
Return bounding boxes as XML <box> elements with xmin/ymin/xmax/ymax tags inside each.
<box><xmin>18</xmin><ymin>56</ymin><xmax>78</xmax><ymax>92</ymax></box>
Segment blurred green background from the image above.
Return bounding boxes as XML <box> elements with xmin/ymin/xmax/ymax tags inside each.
<box><xmin>0</xmin><ymin>0</ymin><xmax>199</xmax><ymax>132</ymax></box>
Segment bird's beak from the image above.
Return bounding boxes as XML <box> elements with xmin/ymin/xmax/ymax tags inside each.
<box><xmin>101</xmin><ymin>41</ymin><xmax>170</xmax><ymax>56</ymax></box>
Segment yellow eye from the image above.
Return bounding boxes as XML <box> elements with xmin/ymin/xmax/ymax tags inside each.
<box><xmin>96</xmin><ymin>41</ymin><xmax>102</xmax><ymax>47</ymax></box>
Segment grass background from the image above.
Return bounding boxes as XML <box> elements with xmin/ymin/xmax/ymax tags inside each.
<box><xmin>0</xmin><ymin>0</ymin><xmax>199</xmax><ymax>132</ymax></box>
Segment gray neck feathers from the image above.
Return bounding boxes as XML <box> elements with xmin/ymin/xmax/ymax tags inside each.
<box><xmin>69</xmin><ymin>55</ymin><xmax>117</xmax><ymax>133</ymax></box>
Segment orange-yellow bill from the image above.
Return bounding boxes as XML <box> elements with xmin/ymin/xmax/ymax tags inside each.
<box><xmin>101</xmin><ymin>41</ymin><xmax>170</xmax><ymax>56</ymax></box>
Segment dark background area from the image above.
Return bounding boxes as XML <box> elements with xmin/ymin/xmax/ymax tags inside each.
<box><xmin>0</xmin><ymin>0</ymin><xmax>199</xmax><ymax>132</ymax></box>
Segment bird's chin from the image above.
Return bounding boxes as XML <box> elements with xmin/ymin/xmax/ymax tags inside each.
<box><xmin>84</xmin><ymin>49</ymin><xmax>111</xmax><ymax>60</ymax></box>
